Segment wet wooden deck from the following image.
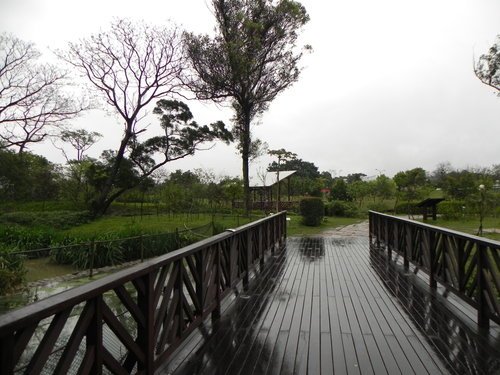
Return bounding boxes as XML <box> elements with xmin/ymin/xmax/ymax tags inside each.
<box><xmin>158</xmin><ymin>236</ymin><xmax>500</xmax><ymax>375</ymax></box>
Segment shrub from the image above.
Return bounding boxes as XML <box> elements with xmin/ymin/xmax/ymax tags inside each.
<box><xmin>327</xmin><ymin>200</ymin><xmax>358</xmax><ymax>218</ymax></box>
<box><xmin>212</xmin><ymin>221</ymin><xmax>227</xmax><ymax>235</ymax></box>
<box><xmin>0</xmin><ymin>226</ymin><xmax>55</xmax><ymax>251</ymax></box>
<box><xmin>0</xmin><ymin>248</ymin><xmax>26</xmax><ymax>294</ymax></box>
<box><xmin>393</xmin><ymin>202</ymin><xmax>420</xmax><ymax>215</ymax></box>
<box><xmin>438</xmin><ymin>201</ymin><xmax>467</xmax><ymax>220</ymax></box>
<box><xmin>0</xmin><ymin>210</ymin><xmax>91</xmax><ymax>230</ymax></box>
<box><xmin>300</xmin><ymin>198</ymin><xmax>324</xmax><ymax>226</ymax></box>
<box><xmin>366</xmin><ymin>202</ymin><xmax>391</xmax><ymax>213</ymax></box>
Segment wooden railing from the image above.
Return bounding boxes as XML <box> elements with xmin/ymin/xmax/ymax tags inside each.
<box><xmin>0</xmin><ymin>212</ymin><xmax>287</xmax><ymax>374</ymax></box>
<box><xmin>369</xmin><ymin>211</ymin><xmax>500</xmax><ymax>329</ymax></box>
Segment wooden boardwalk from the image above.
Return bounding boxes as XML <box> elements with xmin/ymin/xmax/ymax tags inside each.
<box><xmin>158</xmin><ymin>235</ymin><xmax>500</xmax><ymax>375</ymax></box>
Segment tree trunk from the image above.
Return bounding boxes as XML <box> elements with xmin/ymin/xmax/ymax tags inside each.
<box><xmin>240</xmin><ymin>109</ymin><xmax>252</xmax><ymax>216</ymax></box>
<box><xmin>92</xmin><ymin>123</ymin><xmax>133</xmax><ymax>217</ymax></box>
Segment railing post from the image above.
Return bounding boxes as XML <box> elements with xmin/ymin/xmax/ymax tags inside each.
<box><xmin>243</xmin><ymin>230</ymin><xmax>252</xmax><ymax>286</ymax></box>
<box><xmin>283</xmin><ymin>212</ymin><xmax>287</xmax><ymax>241</ymax></box>
<box><xmin>0</xmin><ymin>333</ymin><xmax>14</xmax><ymax>375</ymax></box>
<box><xmin>229</xmin><ymin>235</ymin><xmax>238</xmax><ymax>287</ymax></box>
<box><xmin>385</xmin><ymin>218</ymin><xmax>391</xmax><ymax>262</ymax></box>
<box><xmin>428</xmin><ymin>230</ymin><xmax>437</xmax><ymax>289</ymax></box>
<box><xmin>213</xmin><ymin>245</ymin><xmax>221</xmax><ymax>321</ymax></box>
<box><xmin>259</xmin><ymin>225</ymin><xmax>264</xmax><ymax>267</ymax></box>
<box><xmin>87</xmin><ymin>296</ymin><xmax>103</xmax><ymax>375</ymax></box>
<box><xmin>402</xmin><ymin>223</ymin><xmax>409</xmax><ymax>270</ymax></box>
<box><xmin>477</xmin><ymin>245</ymin><xmax>490</xmax><ymax>329</ymax></box>
<box><xmin>368</xmin><ymin>212</ymin><xmax>372</xmax><ymax>243</ymax></box>
<box><xmin>137</xmin><ymin>272</ymin><xmax>155</xmax><ymax>373</ymax></box>
<box><xmin>197</xmin><ymin>246</ymin><xmax>206</xmax><ymax>313</ymax></box>
<box><xmin>271</xmin><ymin>216</ymin><xmax>276</xmax><ymax>255</ymax></box>
<box><xmin>376</xmin><ymin>215</ymin><xmax>381</xmax><ymax>249</ymax></box>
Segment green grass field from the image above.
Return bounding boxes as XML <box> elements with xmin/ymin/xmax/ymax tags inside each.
<box><xmin>421</xmin><ymin>217</ymin><xmax>500</xmax><ymax>241</ymax></box>
<box><xmin>62</xmin><ymin>213</ymin><xmax>258</xmax><ymax>237</ymax></box>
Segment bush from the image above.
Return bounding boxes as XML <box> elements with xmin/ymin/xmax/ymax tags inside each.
<box><xmin>0</xmin><ymin>210</ymin><xmax>91</xmax><ymax>229</ymax></box>
<box><xmin>300</xmin><ymin>198</ymin><xmax>324</xmax><ymax>226</ymax></box>
<box><xmin>326</xmin><ymin>200</ymin><xmax>358</xmax><ymax>218</ymax></box>
<box><xmin>366</xmin><ymin>202</ymin><xmax>391</xmax><ymax>213</ymax></box>
<box><xmin>50</xmin><ymin>236</ymin><xmax>123</xmax><ymax>269</ymax></box>
<box><xmin>212</xmin><ymin>221</ymin><xmax>227</xmax><ymax>235</ymax></box>
<box><xmin>0</xmin><ymin>248</ymin><xmax>26</xmax><ymax>294</ymax></box>
<box><xmin>0</xmin><ymin>226</ymin><xmax>55</xmax><ymax>251</ymax></box>
<box><xmin>393</xmin><ymin>202</ymin><xmax>420</xmax><ymax>215</ymax></box>
<box><xmin>50</xmin><ymin>230</ymin><xmax>186</xmax><ymax>270</ymax></box>
<box><xmin>438</xmin><ymin>201</ymin><xmax>467</xmax><ymax>220</ymax></box>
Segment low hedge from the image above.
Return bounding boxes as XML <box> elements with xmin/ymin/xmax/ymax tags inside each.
<box><xmin>326</xmin><ymin>200</ymin><xmax>359</xmax><ymax>218</ymax></box>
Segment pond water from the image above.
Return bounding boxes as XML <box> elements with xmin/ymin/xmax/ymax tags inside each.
<box><xmin>0</xmin><ymin>271</ymin><xmax>110</xmax><ymax>315</ymax></box>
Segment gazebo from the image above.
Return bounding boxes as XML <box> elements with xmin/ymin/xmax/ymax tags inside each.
<box><xmin>248</xmin><ymin>170</ymin><xmax>297</xmax><ymax>210</ymax></box>
<box><xmin>417</xmin><ymin>197</ymin><xmax>445</xmax><ymax>221</ymax></box>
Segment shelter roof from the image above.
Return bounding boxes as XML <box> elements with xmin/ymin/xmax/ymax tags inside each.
<box><xmin>417</xmin><ymin>198</ymin><xmax>445</xmax><ymax>207</ymax></box>
<box><xmin>249</xmin><ymin>170</ymin><xmax>296</xmax><ymax>188</ymax></box>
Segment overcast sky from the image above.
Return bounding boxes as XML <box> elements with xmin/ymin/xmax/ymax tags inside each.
<box><xmin>1</xmin><ymin>0</ymin><xmax>499</xmax><ymax>179</ymax></box>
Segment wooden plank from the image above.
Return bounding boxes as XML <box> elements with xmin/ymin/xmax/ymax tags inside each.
<box><xmin>159</xmin><ymin>233</ymin><xmax>500</xmax><ymax>375</ymax></box>
<box><xmin>170</xmin><ymin>246</ymin><xmax>290</xmax><ymax>375</ymax></box>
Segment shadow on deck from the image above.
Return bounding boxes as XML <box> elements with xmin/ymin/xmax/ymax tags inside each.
<box><xmin>158</xmin><ymin>236</ymin><xmax>500</xmax><ymax>375</ymax></box>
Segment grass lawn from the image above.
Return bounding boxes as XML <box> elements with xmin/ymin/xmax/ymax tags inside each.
<box><xmin>62</xmin><ymin>212</ymin><xmax>363</xmax><ymax>238</ymax></box>
<box><xmin>422</xmin><ymin>217</ymin><xmax>500</xmax><ymax>241</ymax></box>
<box><xmin>286</xmin><ymin>214</ymin><xmax>363</xmax><ymax>236</ymax></box>
<box><xmin>62</xmin><ymin>213</ymin><xmax>259</xmax><ymax>238</ymax></box>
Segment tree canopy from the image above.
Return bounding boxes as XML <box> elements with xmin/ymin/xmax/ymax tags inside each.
<box><xmin>184</xmin><ymin>0</ymin><xmax>310</xmax><ymax>213</ymax></box>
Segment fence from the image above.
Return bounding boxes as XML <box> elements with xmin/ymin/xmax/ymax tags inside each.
<box><xmin>11</xmin><ymin>224</ymin><xmax>213</xmax><ymax>276</ymax></box>
<box><xmin>369</xmin><ymin>211</ymin><xmax>500</xmax><ymax>329</ymax></box>
<box><xmin>0</xmin><ymin>212</ymin><xmax>287</xmax><ymax>374</ymax></box>
<box><xmin>232</xmin><ymin>200</ymin><xmax>299</xmax><ymax>211</ymax></box>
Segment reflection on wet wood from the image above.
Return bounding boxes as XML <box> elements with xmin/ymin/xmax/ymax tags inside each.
<box><xmin>160</xmin><ymin>236</ymin><xmax>500</xmax><ymax>375</ymax></box>
<box><xmin>369</xmin><ymin>211</ymin><xmax>500</xmax><ymax>329</ymax></box>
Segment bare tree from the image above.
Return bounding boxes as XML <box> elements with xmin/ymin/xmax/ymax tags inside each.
<box><xmin>0</xmin><ymin>33</ymin><xmax>84</xmax><ymax>153</ymax></box>
<box><xmin>184</xmin><ymin>0</ymin><xmax>310</xmax><ymax>214</ymax></box>
<box><xmin>60</xmin><ymin>19</ymin><xmax>230</xmax><ymax>215</ymax></box>
<box><xmin>475</xmin><ymin>35</ymin><xmax>500</xmax><ymax>93</ymax></box>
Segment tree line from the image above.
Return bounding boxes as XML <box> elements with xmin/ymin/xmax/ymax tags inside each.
<box><xmin>2</xmin><ymin>143</ymin><xmax>499</xmax><ymax>218</ymax></box>
<box><xmin>1</xmin><ymin>0</ymin><xmax>310</xmax><ymax>216</ymax></box>
<box><xmin>1</xmin><ymin>1</ymin><xmax>499</xmax><ymax>217</ymax></box>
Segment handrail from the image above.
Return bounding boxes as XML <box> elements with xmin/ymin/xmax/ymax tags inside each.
<box><xmin>0</xmin><ymin>211</ymin><xmax>287</xmax><ymax>374</ymax></box>
<box><xmin>368</xmin><ymin>211</ymin><xmax>500</xmax><ymax>329</ymax></box>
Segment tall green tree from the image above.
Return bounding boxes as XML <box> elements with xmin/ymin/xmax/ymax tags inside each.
<box><xmin>0</xmin><ymin>149</ymin><xmax>61</xmax><ymax>201</ymax></box>
<box><xmin>372</xmin><ymin>174</ymin><xmax>396</xmax><ymax>202</ymax></box>
<box><xmin>184</xmin><ymin>0</ymin><xmax>310</xmax><ymax>214</ymax></box>
<box><xmin>393</xmin><ymin>167</ymin><xmax>427</xmax><ymax>212</ymax></box>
